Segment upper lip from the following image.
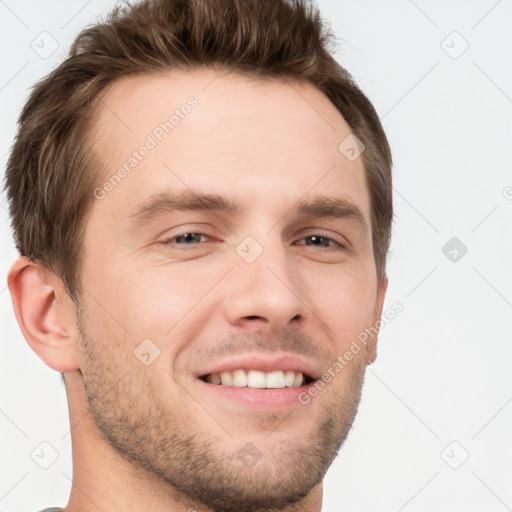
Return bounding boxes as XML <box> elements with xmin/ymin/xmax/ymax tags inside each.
<box><xmin>195</xmin><ymin>353</ymin><xmax>322</xmax><ymax>381</ymax></box>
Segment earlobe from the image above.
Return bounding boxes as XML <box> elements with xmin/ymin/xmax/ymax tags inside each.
<box><xmin>7</xmin><ymin>256</ymin><xmax>80</xmax><ymax>373</ymax></box>
<box><xmin>366</xmin><ymin>275</ymin><xmax>388</xmax><ymax>365</ymax></box>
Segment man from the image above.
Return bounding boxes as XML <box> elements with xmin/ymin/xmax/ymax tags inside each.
<box><xmin>5</xmin><ymin>0</ymin><xmax>393</xmax><ymax>511</ymax></box>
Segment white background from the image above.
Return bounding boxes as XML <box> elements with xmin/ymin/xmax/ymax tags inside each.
<box><xmin>1</xmin><ymin>1</ymin><xmax>511</xmax><ymax>511</ymax></box>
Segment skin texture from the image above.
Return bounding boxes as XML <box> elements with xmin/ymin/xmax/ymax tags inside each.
<box><xmin>8</xmin><ymin>68</ymin><xmax>387</xmax><ymax>512</ymax></box>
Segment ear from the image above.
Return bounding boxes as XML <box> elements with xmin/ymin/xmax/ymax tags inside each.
<box><xmin>365</xmin><ymin>275</ymin><xmax>388</xmax><ymax>365</ymax></box>
<box><xmin>7</xmin><ymin>256</ymin><xmax>80</xmax><ymax>373</ymax></box>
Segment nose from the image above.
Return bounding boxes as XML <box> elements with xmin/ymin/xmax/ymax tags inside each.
<box><xmin>221</xmin><ymin>236</ymin><xmax>310</xmax><ymax>334</ymax></box>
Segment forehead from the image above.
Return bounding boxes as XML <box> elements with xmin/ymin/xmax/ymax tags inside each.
<box><xmin>87</xmin><ymin>68</ymin><xmax>370</xmax><ymax>227</ymax></box>
<box><xmin>94</xmin><ymin>68</ymin><xmax>344</xmax><ymax>138</ymax></box>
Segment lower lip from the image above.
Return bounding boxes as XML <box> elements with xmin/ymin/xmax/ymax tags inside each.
<box><xmin>198</xmin><ymin>379</ymin><xmax>316</xmax><ymax>411</ymax></box>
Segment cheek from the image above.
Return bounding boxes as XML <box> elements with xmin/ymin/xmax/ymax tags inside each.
<box><xmin>312</xmin><ymin>266</ymin><xmax>377</xmax><ymax>348</ymax></box>
<box><xmin>92</xmin><ymin>261</ymin><xmax>219</xmax><ymax>342</ymax></box>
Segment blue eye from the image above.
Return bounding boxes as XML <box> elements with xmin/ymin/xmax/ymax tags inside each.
<box><xmin>296</xmin><ymin>235</ymin><xmax>345</xmax><ymax>250</ymax></box>
<box><xmin>161</xmin><ymin>232</ymin><xmax>346</xmax><ymax>250</ymax></box>
<box><xmin>163</xmin><ymin>233</ymin><xmax>211</xmax><ymax>245</ymax></box>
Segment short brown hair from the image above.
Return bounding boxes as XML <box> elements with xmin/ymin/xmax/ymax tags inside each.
<box><xmin>5</xmin><ymin>0</ymin><xmax>393</xmax><ymax>303</ymax></box>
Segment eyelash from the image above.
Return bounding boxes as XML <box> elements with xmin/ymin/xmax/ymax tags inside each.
<box><xmin>161</xmin><ymin>232</ymin><xmax>347</xmax><ymax>250</ymax></box>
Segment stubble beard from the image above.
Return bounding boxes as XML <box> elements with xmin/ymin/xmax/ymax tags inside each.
<box><xmin>76</xmin><ymin>306</ymin><xmax>367</xmax><ymax>512</ymax></box>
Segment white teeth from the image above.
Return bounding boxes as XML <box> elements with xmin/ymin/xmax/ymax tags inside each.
<box><xmin>208</xmin><ymin>369</ymin><xmax>307</xmax><ymax>388</ymax></box>
<box><xmin>247</xmin><ymin>370</ymin><xmax>267</xmax><ymax>388</ymax></box>
<box><xmin>284</xmin><ymin>370</ymin><xmax>296</xmax><ymax>387</ymax></box>
<box><xmin>220</xmin><ymin>371</ymin><xmax>233</xmax><ymax>386</ymax></box>
<box><xmin>266</xmin><ymin>370</ymin><xmax>285</xmax><ymax>388</ymax></box>
<box><xmin>232</xmin><ymin>369</ymin><xmax>247</xmax><ymax>387</ymax></box>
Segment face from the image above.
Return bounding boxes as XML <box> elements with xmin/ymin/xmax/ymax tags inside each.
<box><xmin>76</xmin><ymin>68</ymin><xmax>386</xmax><ymax>511</ymax></box>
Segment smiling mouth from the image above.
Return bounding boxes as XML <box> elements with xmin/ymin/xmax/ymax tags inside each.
<box><xmin>199</xmin><ymin>369</ymin><xmax>315</xmax><ymax>388</ymax></box>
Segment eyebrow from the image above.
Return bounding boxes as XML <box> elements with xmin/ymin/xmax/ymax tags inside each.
<box><xmin>128</xmin><ymin>190</ymin><xmax>239</xmax><ymax>228</ymax></box>
<box><xmin>127</xmin><ymin>189</ymin><xmax>369</xmax><ymax>233</ymax></box>
<box><xmin>295</xmin><ymin>196</ymin><xmax>368</xmax><ymax>233</ymax></box>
